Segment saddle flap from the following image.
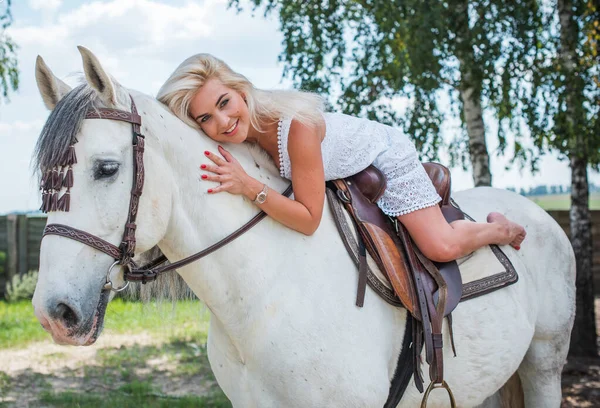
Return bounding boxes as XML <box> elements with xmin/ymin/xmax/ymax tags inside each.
<box><xmin>333</xmin><ymin>175</ymin><xmax>420</xmax><ymax>317</ymax></box>
<box><xmin>431</xmin><ymin>260</ymin><xmax>463</xmax><ymax>315</ymax></box>
<box><xmin>361</xmin><ymin>222</ymin><xmax>418</xmax><ymax>317</ymax></box>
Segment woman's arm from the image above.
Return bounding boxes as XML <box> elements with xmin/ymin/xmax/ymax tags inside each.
<box><xmin>242</xmin><ymin>120</ymin><xmax>325</xmax><ymax>235</ymax></box>
<box><xmin>203</xmin><ymin>119</ymin><xmax>325</xmax><ymax>236</ymax></box>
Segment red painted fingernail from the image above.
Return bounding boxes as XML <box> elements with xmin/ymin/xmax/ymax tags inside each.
<box><xmin>201</xmin><ymin>174</ymin><xmax>207</xmax><ymax>179</ymax></box>
<box><xmin>207</xmin><ymin>189</ymin><xmax>213</xmax><ymax>193</ymax></box>
<box><xmin>514</xmin><ymin>245</ymin><xmax>520</xmax><ymax>250</ymax></box>
<box><xmin>204</xmin><ymin>151</ymin><xmax>209</xmax><ymax>155</ymax></box>
<box><xmin>200</xmin><ymin>164</ymin><xmax>206</xmax><ymax>169</ymax></box>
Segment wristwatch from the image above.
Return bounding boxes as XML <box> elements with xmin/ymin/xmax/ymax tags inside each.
<box><xmin>253</xmin><ymin>184</ymin><xmax>269</xmax><ymax>205</ymax></box>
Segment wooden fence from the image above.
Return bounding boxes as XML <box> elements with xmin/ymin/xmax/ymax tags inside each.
<box><xmin>0</xmin><ymin>214</ymin><xmax>46</xmax><ymax>299</ymax></box>
<box><xmin>0</xmin><ymin>211</ymin><xmax>599</xmax><ymax>299</ymax></box>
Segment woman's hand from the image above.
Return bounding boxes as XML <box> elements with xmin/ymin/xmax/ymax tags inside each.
<box><xmin>201</xmin><ymin>145</ymin><xmax>257</xmax><ymax>197</ymax></box>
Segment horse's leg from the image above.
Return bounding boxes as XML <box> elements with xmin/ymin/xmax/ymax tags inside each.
<box><xmin>517</xmin><ymin>334</ymin><xmax>569</xmax><ymax>407</ymax></box>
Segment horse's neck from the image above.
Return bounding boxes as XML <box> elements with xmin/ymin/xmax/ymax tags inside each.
<box><xmin>141</xmin><ymin>94</ymin><xmax>290</xmax><ymax>318</ymax></box>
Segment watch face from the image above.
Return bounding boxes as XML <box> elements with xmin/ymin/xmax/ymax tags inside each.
<box><xmin>257</xmin><ymin>192</ymin><xmax>267</xmax><ymax>203</ymax></box>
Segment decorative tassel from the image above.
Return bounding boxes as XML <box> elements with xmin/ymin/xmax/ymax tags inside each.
<box><xmin>64</xmin><ymin>167</ymin><xmax>74</xmax><ymax>188</ymax></box>
<box><xmin>41</xmin><ymin>170</ymin><xmax>51</xmax><ymax>190</ymax></box>
<box><xmin>57</xmin><ymin>193</ymin><xmax>64</xmax><ymax>211</ymax></box>
<box><xmin>40</xmin><ymin>191</ymin><xmax>49</xmax><ymax>212</ymax></box>
<box><xmin>51</xmin><ymin>168</ymin><xmax>61</xmax><ymax>190</ymax></box>
<box><xmin>58</xmin><ymin>167</ymin><xmax>64</xmax><ymax>188</ymax></box>
<box><xmin>65</xmin><ymin>145</ymin><xmax>77</xmax><ymax>165</ymax></box>
<box><xmin>57</xmin><ymin>191</ymin><xmax>70</xmax><ymax>212</ymax></box>
<box><xmin>42</xmin><ymin>170</ymin><xmax>52</xmax><ymax>190</ymax></box>
<box><xmin>50</xmin><ymin>191</ymin><xmax>59</xmax><ymax>212</ymax></box>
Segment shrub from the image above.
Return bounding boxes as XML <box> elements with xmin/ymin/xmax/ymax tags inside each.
<box><xmin>6</xmin><ymin>270</ymin><xmax>38</xmax><ymax>302</ymax></box>
<box><xmin>0</xmin><ymin>251</ymin><xmax>5</xmax><ymax>277</ymax></box>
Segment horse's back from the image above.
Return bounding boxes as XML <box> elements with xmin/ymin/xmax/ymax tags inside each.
<box><xmin>452</xmin><ymin>186</ymin><xmax>575</xmax><ymax>332</ymax></box>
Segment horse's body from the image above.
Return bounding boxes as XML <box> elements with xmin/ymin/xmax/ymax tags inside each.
<box><xmin>32</xmin><ymin>48</ymin><xmax>576</xmax><ymax>407</ymax></box>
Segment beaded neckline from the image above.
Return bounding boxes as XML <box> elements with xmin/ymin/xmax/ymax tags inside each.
<box><xmin>276</xmin><ymin>118</ymin><xmax>285</xmax><ymax>178</ymax></box>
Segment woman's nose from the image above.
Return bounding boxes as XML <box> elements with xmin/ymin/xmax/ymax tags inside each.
<box><xmin>217</xmin><ymin>113</ymin><xmax>229</xmax><ymax>129</ymax></box>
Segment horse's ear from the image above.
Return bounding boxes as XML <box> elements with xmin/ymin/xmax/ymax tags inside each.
<box><xmin>35</xmin><ymin>55</ymin><xmax>72</xmax><ymax>110</ymax></box>
<box><xmin>77</xmin><ymin>45</ymin><xmax>117</xmax><ymax>107</ymax></box>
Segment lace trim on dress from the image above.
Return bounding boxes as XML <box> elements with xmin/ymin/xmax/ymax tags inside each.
<box><xmin>380</xmin><ymin>199</ymin><xmax>441</xmax><ymax>217</ymax></box>
<box><xmin>277</xmin><ymin>118</ymin><xmax>292</xmax><ymax>178</ymax></box>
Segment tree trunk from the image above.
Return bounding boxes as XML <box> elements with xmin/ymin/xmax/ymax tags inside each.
<box><xmin>454</xmin><ymin>0</ymin><xmax>492</xmax><ymax>187</ymax></box>
<box><xmin>558</xmin><ymin>0</ymin><xmax>598</xmax><ymax>357</ymax></box>
<box><xmin>459</xmin><ymin>83</ymin><xmax>491</xmax><ymax>187</ymax></box>
<box><xmin>569</xmin><ymin>156</ymin><xmax>596</xmax><ymax>357</ymax></box>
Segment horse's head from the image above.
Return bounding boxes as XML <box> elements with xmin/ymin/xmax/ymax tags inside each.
<box><xmin>32</xmin><ymin>47</ymin><xmax>173</xmax><ymax>345</ymax></box>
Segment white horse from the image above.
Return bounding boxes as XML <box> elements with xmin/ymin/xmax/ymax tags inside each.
<box><xmin>32</xmin><ymin>47</ymin><xmax>576</xmax><ymax>407</ymax></box>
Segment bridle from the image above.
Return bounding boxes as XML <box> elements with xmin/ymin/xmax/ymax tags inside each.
<box><xmin>42</xmin><ymin>95</ymin><xmax>292</xmax><ymax>292</ymax></box>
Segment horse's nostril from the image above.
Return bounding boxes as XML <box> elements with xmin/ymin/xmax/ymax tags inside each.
<box><xmin>55</xmin><ymin>302</ymin><xmax>79</xmax><ymax>328</ymax></box>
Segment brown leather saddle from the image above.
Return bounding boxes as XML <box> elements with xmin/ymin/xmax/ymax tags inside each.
<box><xmin>328</xmin><ymin>162</ymin><xmax>466</xmax><ymax>407</ymax></box>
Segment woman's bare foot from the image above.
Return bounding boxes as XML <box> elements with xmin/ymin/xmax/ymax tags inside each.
<box><xmin>486</xmin><ymin>212</ymin><xmax>527</xmax><ymax>249</ymax></box>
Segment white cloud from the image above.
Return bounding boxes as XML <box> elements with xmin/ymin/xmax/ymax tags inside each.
<box><xmin>13</xmin><ymin>0</ymin><xmax>217</xmax><ymax>49</ymax></box>
<box><xmin>29</xmin><ymin>0</ymin><xmax>62</xmax><ymax>11</ymax></box>
<box><xmin>0</xmin><ymin>0</ymin><xmax>286</xmax><ymax>213</ymax></box>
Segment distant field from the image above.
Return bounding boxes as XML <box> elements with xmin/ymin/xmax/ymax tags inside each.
<box><xmin>528</xmin><ymin>193</ymin><xmax>600</xmax><ymax>210</ymax></box>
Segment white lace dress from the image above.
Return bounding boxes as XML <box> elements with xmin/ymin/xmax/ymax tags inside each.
<box><xmin>277</xmin><ymin>112</ymin><xmax>441</xmax><ymax>217</ymax></box>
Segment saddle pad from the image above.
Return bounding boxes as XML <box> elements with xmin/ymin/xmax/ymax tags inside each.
<box><xmin>456</xmin><ymin>243</ymin><xmax>518</xmax><ymax>300</ymax></box>
<box><xmin>328</xmin><ymin>189</ymin><xmax>518</xmax><ymax>306</ymax></box>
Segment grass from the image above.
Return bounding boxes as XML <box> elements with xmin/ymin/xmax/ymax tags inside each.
<box><xmin>0</xmin><ymin>299</ymin><xmax>230</xmax><ymax>407</ymax></box>
<box><xmin>0</xmin><ymin>298</ymin><xmax>211</xmax><ymax>349</ymax></box>
<box><xmin>528</xmin><ymin>192</ymin><xmax>600</xmax><ymax>210</ymax></box>
<box><xmin>38</xmin><ymin>381</ymin><xmax>232</xmax><ymax>407</ymax></box>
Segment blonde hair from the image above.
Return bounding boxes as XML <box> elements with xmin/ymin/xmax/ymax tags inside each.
<box><xmin>157</xmin><ymin>53</ymin><xmax>325</xmax><ymax>132</ymax></box>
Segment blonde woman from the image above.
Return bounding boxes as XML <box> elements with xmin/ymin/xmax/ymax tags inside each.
<box><xmin>157</xmin><ymin>54</ymin><xmax>525</xmax><ymax>262</ymax></box>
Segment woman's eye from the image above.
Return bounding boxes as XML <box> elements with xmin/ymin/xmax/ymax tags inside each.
<box><xmin>95</xmin><ymin>162</ymin><xmax>119</xmax><ymax>179</ymax></box>
<box><xmin>200</xmin><ymin>115</ymin><xmax>210</xmax><ymax>123</ymax></box>
<box><xmin>220</xmin><ymin>99</ymin><xmax>229</xmax><ymax>108</ymax></box>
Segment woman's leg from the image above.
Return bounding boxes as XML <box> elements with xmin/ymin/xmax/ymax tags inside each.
<box><xmin>397</xmin><ymin>205</ymin><xmax>526</xmax><ymax>263</ymax></box>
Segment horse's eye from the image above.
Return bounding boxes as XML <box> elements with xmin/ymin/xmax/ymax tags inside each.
<box><xmin>95</xmin><ymin>162</ymin><xmax>120</xmax><ymax>179</ymax></box>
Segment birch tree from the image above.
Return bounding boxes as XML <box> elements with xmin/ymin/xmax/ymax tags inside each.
<box><xmin>527</xmin><ymin>0</ymin><xmax>600</xmax><ymax>357</ymax></box>
<box><xmin>230</xmin><ymin>0</ymin><xmax>542</xmax><ymax>186</ymax></box>
<box><xmin>0</xmin><ymin>0</ymin><xmax>19</xmax><ymax>102</ymax></box>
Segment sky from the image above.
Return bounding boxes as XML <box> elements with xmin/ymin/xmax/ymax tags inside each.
<box><xmin>0</xmin><ymin>0</ymin><xmax>598</xmax><ymax>215</ymax></box>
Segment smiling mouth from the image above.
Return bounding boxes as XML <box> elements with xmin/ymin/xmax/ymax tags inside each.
<box><xmin>224</xmin><ymin>119</ymin><xmax>239</xmax><ymax>135</ymax></box>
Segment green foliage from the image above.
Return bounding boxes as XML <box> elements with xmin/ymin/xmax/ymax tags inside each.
<box><xmin>5</xmin><ymin>270</ymin><xmax>38</xmax><ymax>302</ymax></box>
<box><xmin>229</xmin><ymin>0</ymin><xmax>542</xmax><ymax>165</ymax></box>
<box><xmin>39</xmin><ymin>385</ymin><xmax>231</xmax><ymax>407</ymax></box>
<box><xmin>0</xmin><ymin>251</ymin><xmax>5</xmax><ymax>277</ymax></box>
<box><xmin>524</xmin><ymin>0</ymin><xmax>600</xmax><ymax>168</ymax></box>
<box><xmin>0</xmin><ymin>0</ymin><xmax>19</xmax><ymax>102</ymax></box>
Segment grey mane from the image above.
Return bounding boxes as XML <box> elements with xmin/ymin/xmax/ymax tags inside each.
<box><xmin>32</xmin><ymin>84</ymin><xmax>98</xmax><ymax>179</ymax></box>
<box><xmin>32</xmin><ymin>83</ymin><xmax>192</xmax><ymax>302</ymax></box>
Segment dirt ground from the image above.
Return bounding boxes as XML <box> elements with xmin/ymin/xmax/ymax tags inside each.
<box><xmin>0</xmin><ymin>332</ymin><xmax>223</xmax><ymax>407</ymax></box>
<box><xmin>1</xmin><ymin>305</ymin><xmax>600</xmax><ymax>407</ymax></box>
<box><xmin>560</xmin><ymin>299</ymin><xmax>600</xmax><ymax>408</ymax></box>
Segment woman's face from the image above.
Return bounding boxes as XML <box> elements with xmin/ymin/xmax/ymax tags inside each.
<box><xmin>188</xmin><ymin>78</ymin><xmax>251</xmax><ymax>144</ymax></box>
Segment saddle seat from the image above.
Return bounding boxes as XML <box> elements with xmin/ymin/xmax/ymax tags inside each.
<box><xmin>333</xmin><ymin>162</ymin><xmax>464</xmax><ymax>319</ymax></box>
